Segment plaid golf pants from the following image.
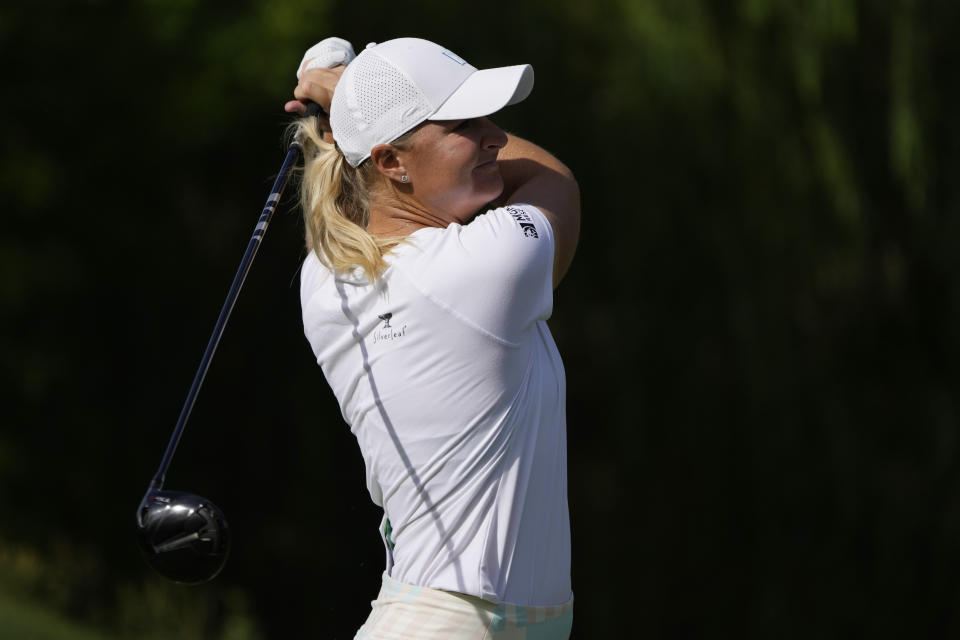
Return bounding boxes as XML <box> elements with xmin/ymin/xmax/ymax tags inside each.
<box><xmin>354</xmin><ymin>572</ymin><xmax>573</xmax><ymax>639</ymax></box>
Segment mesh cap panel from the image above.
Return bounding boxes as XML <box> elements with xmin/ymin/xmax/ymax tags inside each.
<box><xmin>331</xmin><ymin>52</ymin><xmax>432</xmax><ymax>167</ymax></box>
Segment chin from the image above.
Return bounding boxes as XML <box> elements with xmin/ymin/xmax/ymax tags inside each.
<box><xmin>448</xmin><ymin>179</ymin><xmax>505</xmax><ymax>222</ymax></box>
<box><xmin>477</xmin><ymin>174</ymin><xmax>504</xmax><ymax>203</ymax></box>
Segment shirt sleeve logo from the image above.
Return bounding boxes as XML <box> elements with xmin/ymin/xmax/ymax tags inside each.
<box><xmin>505</xmin><ymin>206</ymin><xmax>539</xmax><ymax>239</ymax></box>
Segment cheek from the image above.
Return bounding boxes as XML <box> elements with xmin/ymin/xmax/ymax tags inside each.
<box><xmin>432</xmin><ymin>148</ymin><xmax>475</xmax><ymax>189</ymax></box>
<box><xmin>417</xmin><ymin>146</ymin><xmax>461</xmax><ymax>181</ymax></box>
<box><xmin>408</xmin><ymin>136</ymin><xmax>489</xmax><ymax>205</ymax></box>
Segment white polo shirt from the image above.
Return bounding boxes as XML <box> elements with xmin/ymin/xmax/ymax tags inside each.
<box><xmin>300</xmin><ymin>204</ymin><xmax>571</xmax><ymax>606</ymax></box>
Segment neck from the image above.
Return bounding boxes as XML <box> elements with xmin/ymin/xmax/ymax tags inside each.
<box><xmin>366</xmin><ymin>190</ymin><xmax>450</xmax><ymax>238</ymax></box>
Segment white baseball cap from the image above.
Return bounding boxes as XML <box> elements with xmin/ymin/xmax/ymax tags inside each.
<box><xmin>330</xmin><ymin>38</ymin><xmax>534</xmax><ymax>167</ymax></box>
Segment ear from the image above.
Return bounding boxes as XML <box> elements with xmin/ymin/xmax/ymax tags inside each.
<box><xmin>369</xmin><ymin>144</ymin><xmax>409</xmax><ymax>184</ymax></box>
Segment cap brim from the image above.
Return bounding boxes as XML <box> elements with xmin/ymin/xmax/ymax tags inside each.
<box><xmin>430</xmin><ymin>64</ymin><xmax>534</xmax><ymax>121</ymax></box>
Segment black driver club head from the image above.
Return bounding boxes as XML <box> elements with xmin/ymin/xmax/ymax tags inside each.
<box><xmin>136</xmin><ymin>490</ymin><xmax>230</xmax><ymax>585</ymax></box>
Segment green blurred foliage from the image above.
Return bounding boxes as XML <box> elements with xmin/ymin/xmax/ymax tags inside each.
<box><xmin>2</xmin><ymin>0</ymin><xmax>960</xmax><ymax>637</ymax></box>
<box><xmin>0</xmin><ymin>538</ymin><xmax>261</xmax><ymax>638</ymax></box>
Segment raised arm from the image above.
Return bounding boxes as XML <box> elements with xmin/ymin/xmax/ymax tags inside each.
<box><xmin>493</xmin><ymin>134</ymin><xmax>580</xmax><ymax>288</ymax></box>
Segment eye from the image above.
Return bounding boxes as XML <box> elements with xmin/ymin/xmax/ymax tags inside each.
<box><xmin>453</xmin><ymin>119</ymin><xmax>473</xmax><ymax>132</ymax></box>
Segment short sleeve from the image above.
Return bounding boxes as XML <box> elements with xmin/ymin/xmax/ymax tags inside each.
<box><xmin>395</xmin><ymin>204</ymin><xmax>555</xmax><ymax>346</ymax></box>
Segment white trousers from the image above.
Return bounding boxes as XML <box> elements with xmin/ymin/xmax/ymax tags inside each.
<box><xmin>354</xmin><ymin>572</ymin><xmax>574</xmax><ymax>640</ymax></box>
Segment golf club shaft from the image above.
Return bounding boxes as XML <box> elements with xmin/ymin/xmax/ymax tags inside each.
<box><xmin>147</xmin><ymin>104</ymin><xmax>321</xmax><ymax>492</ymax></box>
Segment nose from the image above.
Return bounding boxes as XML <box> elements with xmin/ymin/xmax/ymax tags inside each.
<box><xmin>479</xmin><ymin>117</ymin><xmax>508</xmax><ymax>150</ymax></box>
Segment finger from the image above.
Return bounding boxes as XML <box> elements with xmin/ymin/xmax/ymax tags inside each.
<box><xmin>301</xmin><ymin>66</ymin><xmax>345</xmax><ymax>81</ymax></box>
<box><xmin>294</xmin><ymin>82</ymin><xmax>334</xmax><ymax>107</ymax></box>
<box><xmin>299</xmin><ymin>68</ymin><xmax>342</xmax><ymax>93</ymax></box>
<box><xmin>284</xmin><ymin>100</ymin><xmax>307</xmax><ymax>115</ymax></box>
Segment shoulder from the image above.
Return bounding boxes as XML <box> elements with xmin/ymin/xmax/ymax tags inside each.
<box><xmin>387</xmin><ymin>206</ymin><xmax>553</xmax><ymax>322</ymax></box>
<box><xmin>395</xmin><ymin>205</ymin><xmax>553</xmax><ymax>277</ymax></box>
<box><xmin>300</xmin><ymin>250</ymin><xmax>332</xmax><ymax>301</ymax></box>
<box><xmin>466</xmin><ymin>204</ymin><xmax>554</xmax><ymax>245</ymax></box>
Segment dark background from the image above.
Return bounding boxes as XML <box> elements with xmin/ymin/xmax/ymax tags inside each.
<box><xmin>3</xmin><ymin>0</ymin><xmax>960</xmax><ymax>637</ymax></box>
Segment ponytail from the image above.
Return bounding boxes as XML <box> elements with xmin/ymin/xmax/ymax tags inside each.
<box><xmin>291</xmin><ymin>117</ymin><xmax>400</xmax><ymax>281</ymax></box>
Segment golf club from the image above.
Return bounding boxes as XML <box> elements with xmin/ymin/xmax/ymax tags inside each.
<box><xmin>135</xmin><ymin>102</ymin><xmax>322</xmax><ymax>584</ymax></box>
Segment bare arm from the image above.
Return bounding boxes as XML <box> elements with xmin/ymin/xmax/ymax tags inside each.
<box><xmin>492</xmin><ymin>134</ymin><xmax>580</xmax><ymax>288</ymax></box>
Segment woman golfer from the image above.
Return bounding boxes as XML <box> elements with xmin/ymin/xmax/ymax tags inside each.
<box><xmin>285</xmin><ymin>37</ymin><xmax>579</xmax><ymax>639</ymax></box>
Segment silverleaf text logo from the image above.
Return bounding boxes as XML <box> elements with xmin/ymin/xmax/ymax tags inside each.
<box><xmin>373</xmin><ymin>312</ymin><xmax>407</xmax><ymax>344</ymax></box>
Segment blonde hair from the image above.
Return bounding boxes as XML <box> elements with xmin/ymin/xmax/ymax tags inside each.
<box><xmin>290</xmin><ymin>116</ymin><xmax>405</xmax><ymax>281</ymax></box>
